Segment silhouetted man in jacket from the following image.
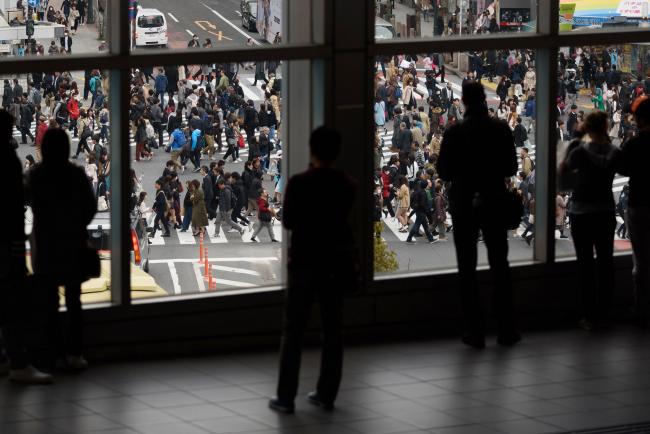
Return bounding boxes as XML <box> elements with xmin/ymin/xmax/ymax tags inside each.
<box><xmin>269</xmin><ymin>126</ymin><xmax>357</xmax><ymax>414</ymax></box>
<box><xmin>437</xmin><ymin>82</ymin><xmax>521</xmax><ymax>348</ymax></box>
<box><xmin>0</xmin><ymin>110</ymin><xmax>52</xmax><ymax>383</ymax></box>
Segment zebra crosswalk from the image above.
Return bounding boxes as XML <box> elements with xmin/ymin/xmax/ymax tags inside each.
<box><xmin>147</xmin><ymin>216</ymin><xmax>283</xmax><ymax>246</ymax></box>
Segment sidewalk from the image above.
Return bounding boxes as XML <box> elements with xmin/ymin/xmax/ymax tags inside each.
<box><xmin>46</xmin><ymin>0</ymin><xmax>104</xmax><ymax>54</ymax></box>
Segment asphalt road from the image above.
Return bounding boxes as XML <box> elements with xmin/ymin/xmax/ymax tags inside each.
<box><xmin>137</xmin><ymin>0</ymin><xmax>266</xmax><ymax>49</ymax></box>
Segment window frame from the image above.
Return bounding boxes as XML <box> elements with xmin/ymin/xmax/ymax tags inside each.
<box><xmin>367</xmin><ymin>1</ymin><xmax>649</xmax><ymax>278</ymax></box>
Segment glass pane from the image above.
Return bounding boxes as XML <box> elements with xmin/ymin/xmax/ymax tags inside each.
<box><xmin>1</xmin><ymin>0</ymin><xmax>110</xmax><ymax>56</ymax></box>
<box><xmin>129</xmin><ymin>61</ymin><xmax>284</xmax><ymax>298</ymax></box>
<box><xmin>373</xmin><ymin>50</ymin><xmax>537</xmax><ymax>276</ymax></box>
<box><xmin>555</xmin><ymin>44</ymin><xmax>639</xmax><ymax>258</ymax></box>
<box><xmin>374</xmin><ymin>0</ymin><xmax>537</xmax><ymax>40</ymax></box>
<box><xmin>16</xmin><ymin>69</ymin><xmax>112</xmax><ymax>305</ymax></box>
<box><xmin>131</xmin><ymin>0</ymin><xmax>285</xmax><ymax>52</ymax></box>
<box><xmin>559</xmin><ymin>0</ymin><xmax>650</xmax><ymax>32</ymax></box>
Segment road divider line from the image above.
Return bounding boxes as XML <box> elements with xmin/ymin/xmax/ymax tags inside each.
<box><xmin>192</xmin><ymin>263</ymin><xmax>207</xmax><ymax>292</ymax></box>
<box><xmin>186</xmin><ymin>29</ymin><xmax>195</xmax><ymax>37</ymax></box>
<box><xmin>149</xmin><ymin>257</ymin><xmax>278</xmax><ymax>264</ymax></box>
<box><xmin>213</xmin><ymin>278</ymin><xmax>256</xmax><ymax>288</ymax></box>
<box><xmin>211</xmin><ymin>265</ymin><xmax>261</xmax><ymax>276</ymax></box>
<box><xmin>202</xmin><ymin>2</ymin><xmax>261</xmax><ymax>45</ymax></box>
<box><xmin>168</xmin><ymin>262</ymin><xmax>182</xmax><ymax>294</ymax></box>
<box><xmin>167</xmin><ymin>13</ymin><xmax>179</xmax><ymax>23</ymax></box>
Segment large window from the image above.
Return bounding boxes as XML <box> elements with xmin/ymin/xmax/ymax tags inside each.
<box><xmin>1</xmin><ymin>0</ymin><xmax>647</xmax><ymax>311</ymax></box>
<box><xmin>372</xmin><ymin>49</ymin><xmax>539</xmax><ymax>276</ymax></box>
<box><xmin>0</xmin><ymin>0</ymin><xmax>320</xmax><ymax>306</ymax></box>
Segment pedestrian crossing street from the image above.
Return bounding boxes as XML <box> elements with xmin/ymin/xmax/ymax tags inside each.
<box><xmin>13</xmin><ymin>76</ymin><xmax>279</xmax><ymax>159</ymax></box>
<box><xmin>147</xmin><ymin>216</ymin><xmax>283</xmax><ymax>246</ymax></box>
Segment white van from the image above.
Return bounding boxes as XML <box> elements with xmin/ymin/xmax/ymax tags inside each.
<box><xmin>135</xmin><ymin>7</ymin><xmax>168</xmax><ymax>48</ymax></box>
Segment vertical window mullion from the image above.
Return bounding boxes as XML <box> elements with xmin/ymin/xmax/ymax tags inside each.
<box><xmin>534</xmin><ymin>2</ymin><xmax>560</xmax><ymax>263</ymax></box>
<box><xmin>109</xmin><ymin>0</ymin><xmax>133</xmax><ymax>306</ymax></box>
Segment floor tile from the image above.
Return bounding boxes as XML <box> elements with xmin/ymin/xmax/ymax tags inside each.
<box><xmin>432</xmin><ymin>424</ymin><xmax>500</xmax><ymax>434</ymax></box>
<box><xmin>391</xmin><ymin>410</ymin><xmax>469</xmax><ymax>429</ymax></box>
<box><xmin>513</xmin><ymin>384</ymin><xmax>581</xmax><ymax>400</ymax></box>
<box><xmin>46</xmin><ymin>414</ymin><xmax>124</xmax><ymax>432</ymax></box>
<box><xmin>484</xmin><ymin>417</ymin><xmax>562</xmax><ymax>434</ymax></box>
<box><xmin>20</xmin><ymin>401</ymin><xmax>93</xmax><ymax>419</ymax></box>
<box><xmin>0</xmin><ymin>420</ymin><xmax>66</xmax><ymax>434</ymax></box>
<box><xmin>193</xmin><ymin>415</ymin><xmax>271</xmax><ymax>433</ymax></box>
<box><xmin>434</xmin><ymin>377</ymin><xmax>502</xmax><ymax>393</ymax></box>
<box><xmin>444</xmin><ymin>405</ymin><xmax>525</xmax><ymax>424</ymax></box>
<box><xmin>76</xmin><ymin>396</ymin><xmax>152</xmax><ymax>414</ymax></box>
<box><xmin>190</xmin><ymin>386</ymin><xmax>261</xmax><ymax>403</ymax></box>
<box><xmin>135</xmin><ymin>421</ymin><xmax>212</xmax><ymax>434</ymax></box>
<box><xmin>132</xmin><ymin>390</ymin><xmax>206</xmax><ymax>408</ymax></box>
<box><xmin>163</xmin><ymin>403</ymin><xmax>236</xmax><ymax>421</ymax></box>
<box><xmin>342</xmin><ymin>416</ymin><xmax>419</xmax><ymax>434</ymax></box>
<box><xmin>104</xmin><ymin>408</ymin><xmax>180</xmax><ymax>428</ymax></box>
<box><xmin>501</xmin><ymin>400</ymin><xmax>572</xmax><ymax>417</ymax></box>
<box><xmin>380</xmin><ymin>382</ymin><xmax>450</xmax><ymax>399</ymax></box>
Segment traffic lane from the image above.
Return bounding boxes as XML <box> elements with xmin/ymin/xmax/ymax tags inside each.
<box><xmin>138</xmin><ymin>0</ymin><xmax>260</xmax><ymax>48</ymax></box>
<box><xmin>147</xmin><ymin>246</ymin><xmax>282</xmax><ymax>294</ymax></box>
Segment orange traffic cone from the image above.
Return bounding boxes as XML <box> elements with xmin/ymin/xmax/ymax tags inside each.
<box><xmin>197</xmin><ymin>231</ymin><xmax>204</xmax><ymax>264</ymax></box>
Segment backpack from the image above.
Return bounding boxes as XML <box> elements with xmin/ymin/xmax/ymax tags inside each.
<box><xmin>196</xmin><ymin>134</ymin><xmax>206</xmax><ymax>149</ymax></box>
<box><xmin>99</xmin><ymin>110</ymin><xmax>109</xmax><ymax>124</ymax></box>
<box><xmin>395</xmin><ymin>85</ymin><xmax>403</xmax><ymax>99</ymax></box>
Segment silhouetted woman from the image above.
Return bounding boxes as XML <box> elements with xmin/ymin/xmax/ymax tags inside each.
<box><xmin>560</xmin><ymin>111</ymin><xmax>622</xmax><ymax>331</ymax></box>
<box><xmin>29</xmin><ymin>128</ymin><xmax>97</xmax><ymax>370</ymax></box>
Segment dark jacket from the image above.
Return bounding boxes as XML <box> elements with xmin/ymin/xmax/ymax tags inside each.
<box><xmin>232</xmin><ymin>179</ymin><xmax>247</xmax><ymax>208</ymax></box>
<box><xmin>202</xmin><ymin>174</ymin><xmax>215</xmax><ymax>214</ymax></box>
<box><xmin>284</xmin><ymin>167</ymin><xmax>356</xmax><ymax>268</ymax></box>
<box><xmin>28</xmin><ymin>162</ymin><xmax>96</xmax><ymax>281</ymax></box>
<box><xmin>437</xmin><ymin>107</ymin><xmax>517</xmax><ymax>209</ymax></box>
<box><xmin>218</xmin><ymin>185</ymin><xmax>234</xmax><ymax>211</ymax></box>
<box><xmin>565</xmin><ymin>140</ymin><xmax>622</xmax><ymax>214</ymax></box>
<box><xmin>619</xmin><ymin>129</ymin><xmax>649</xmax><ymax>208</ymax></box>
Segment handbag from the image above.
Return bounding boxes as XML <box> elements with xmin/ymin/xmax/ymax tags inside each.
<box><xmin>557</xmin><ymin>139</ymin><xmax>582</xmax><ymax>192</ymax></box>
<box><xmin>504</xmin><ymin>189</ymin><xmax>524</xmax><ymax>230</ymax></box>
<box><xmin>80</xmin><ymin>241</ymin><xmax>101</xmax><ymax>279</ymax></box>
<box><xmin>238</xmin><ymin>135</ymin><xmax>245</xmax><ymax>148</ymax></box>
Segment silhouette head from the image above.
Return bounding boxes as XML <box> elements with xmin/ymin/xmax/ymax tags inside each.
<box><xmin>584</xmin><ymin>110</ymin><xmax>609</xmax><ymax>138</ymax></box>
<box><xmin>41</xmin><ymin>128</ymin><xmax>70</xmax><ymax>164</ymax></box>
<box><xmin>310</xmin><ymin>126</ymin><xmax>342</xmax><ymax>164</ymax></box>
<box><xmin>461</xmin><ymin>82</ymin><xmax>487</xmax><ymax>114</ymax></box>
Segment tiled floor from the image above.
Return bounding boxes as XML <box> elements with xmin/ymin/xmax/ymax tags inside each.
<box><xmin>3</xmin><ymin>327</ymin><xmax>650</xmax><ymax>434</ymax></box>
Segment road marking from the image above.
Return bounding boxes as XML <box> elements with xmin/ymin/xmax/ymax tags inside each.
<box><xmin>176</xmin><ymin>227</ymin><xmax>197</xmax><ymax>244</ymax></box>
<box><xmin>213</xmin><ymin>278</ymin><xmax>255</xmax><ymax>288</ymax></box>
<box><xmin>186</xmin><ymin>29</ymin><xmax>195</xmax><ymax>37</ymax></box>
<box><xmin>207</xmin><ymin>222</ymin><xmax>228</xmax><ymax>243</ymax></box>
<box><xmin>167</xmin><ymin>12</ymin><xmax>179</xmax><ymax>23</ymax></box>
<box><xmin>239</xmin><ymin>80</ymin><xmax>260</xmax><ymax>103</ymax></box>
<box><xmin>195</xmin><ymin>20</ymin><xmax>233</xmax><ymax>41</ymax></box>
<box><xmin>168</xmin><ymin>262</ymin><xmax>182</xmax><ymax>294</ymax></box>
<box><xmin>149</xmin><ymin>230</ymin><xmax>165</xmax><ymax>246</ymax></box>
<box><xmin>149</xmin><ymin>257</ymin><xmax>278</xmax><ymax>264</ymax></box>
<box><xmin>192</xmin><ymin>263</ymin><xmax>207</xmax><ymax>292</ymax></box>
<box><xmin>235</xmin><ymin>10</ymin><xmax>242</xmax><ymax>16</ymax></box>
<box><xmin>202</xmin><ymin>2</ymin><xmax>261</xmax><ymax>45</ymax></box>
<box><xmin>383</xmin><ymin>215</ymin><xmax>409</xmax><ymax>242</ymax></box>
<box><xmin>212</xmin><ymin>265</ymin><xmax>261</xmax><ymax>276</ymax></box>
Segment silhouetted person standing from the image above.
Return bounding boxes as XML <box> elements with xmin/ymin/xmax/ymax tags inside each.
<box><xmin>437</xmin><ymin>82</ymin><xmax>520</xmax><ymax>348</ymax></box>
<box><xmin>269</xmin><ymin>127</ymin><xmax>357</xmax><ymax>414</ymax></box>
<box><xmin>0</xmin><ymin>110</ymin><xmax>52</xmax><ymax>384</ymax></box>
<box><xmin>560</xmin><ymin>111</ymin><xmax>621</xmax><ymax>331</ymax></box>
<box><xmin>28</xmin><ymin>128</ymin><xmax>97</xmax><ymax>371</ymax></box>
<box><xmin>619</xmin><ymin>96</ymin><xmax>650</xmax><ymax>326</ymax></box>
